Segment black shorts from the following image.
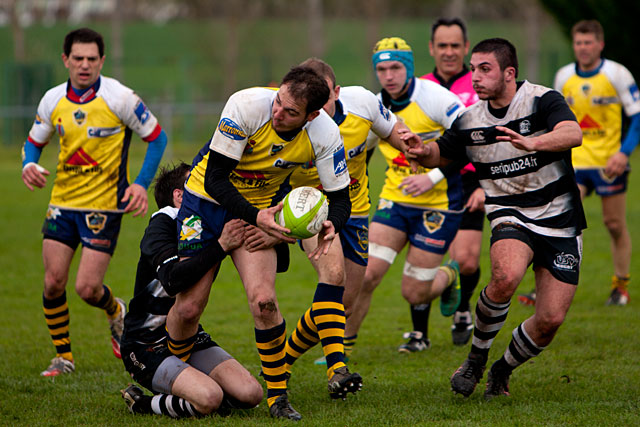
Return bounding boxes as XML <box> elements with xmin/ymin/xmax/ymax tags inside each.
<box><xmin>459</xmin><ymin>172</ymin><xmax>485</xmax><ymax>231</ymax></box>
<box><xmin>121</xmin><ymin>329</ymin><xmax>231</xmax><ymax>393</ymax></box>
<box><xmin>490</xmin><ymin>222</ymin><xmax>582</xmax><ymax>285</ymax></box>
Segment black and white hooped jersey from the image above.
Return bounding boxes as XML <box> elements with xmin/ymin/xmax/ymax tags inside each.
<box><xmin>437</xmin><ymin>81</ymin><xmax>586</xmax><ymax>238</ymax></box>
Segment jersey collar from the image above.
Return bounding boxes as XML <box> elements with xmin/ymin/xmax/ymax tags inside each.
<box><xmin>66</xmin><ymin>76</ymin><xmax>101</xmax><ymax>104</ymax></box>
<box><xmin>575</xmin><ymin>58</ymin><xmax>604</xmax><ymax>78</ymax></box>
<box><xmin>431</xmin><ymin>65</ymin><xmax>470</xmax><ymax>90</ymax></box>
<box><xmin>332</xmin><ymin>99</ymin><xmax>347</xmax><ymax>126</ymax></box>
<box><xmin>381</xmin><ymin>77</ymin><xmax>415</xmax><ymax>112</ymax></box>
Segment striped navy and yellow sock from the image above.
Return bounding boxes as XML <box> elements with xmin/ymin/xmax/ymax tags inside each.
<box><xmin>166</xmin><ymin>329</ymin><xmax>197</xmax><ymax>362</ymax></box>
<box><xmin>284</xmin><ymin>308</ymin><xmax>320</xmax><ymax>372</ymax></box>
<box><xmin>255</xmin><ymin>321</ymin><xmax>288</xmax><ymax>408</ymax></box>
<box><xmin>343</xmin><ymin>334</ymin><xmax>357</xmax><ymax>358</ymax></box>
<box><xmin>43</xmin><ymin>291</ymin><xmax>73</xmax><ymax>362</ymax></box>
<box><xmin>93</xmin><ymin>284</ymin><xmax>120</xmax><ymax>320</ymax></box>
<box><xmin>311</xmin><ymin>283</ymin><xmax>346</xmax><ymax>379</ymax></box>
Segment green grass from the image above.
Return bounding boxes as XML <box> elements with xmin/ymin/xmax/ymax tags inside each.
<box><xmin>1</xmin><ymin>142</ymin><xmax>639</xmax><ymax>426</ymax></box>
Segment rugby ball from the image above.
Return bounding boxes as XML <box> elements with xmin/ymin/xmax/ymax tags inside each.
<box><xmin>276</xmin><ymin>186</ymin><xmax>328</xmax><ymax>239</ymax></box>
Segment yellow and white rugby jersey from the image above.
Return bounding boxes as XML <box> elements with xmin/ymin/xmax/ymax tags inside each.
<box><xmin>185</xmin><ymin>87</ymin><xmax>350</xmax><ymax>210</ymax></box>
<box><xmin>28</xmin><ymin>76</ymin><xmax>159</xmax><ymax>211</ymax></box>
<box><xmin>554</xmin><ymin>59</ymin><xmax>640</xmax><ymax>168</ymax></box>
<box><xmin>290</xmin><ymin>86</ymin><xmax>396</xmax><ymax>217</ymax></box>
<box><xmin>377</xmin><ymin>78</ymin><xmax>464</xmax><ymax>210</ymax></box>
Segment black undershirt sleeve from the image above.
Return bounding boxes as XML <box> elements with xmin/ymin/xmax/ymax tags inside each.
<box><xmin>325</xmin><ymin>186</ymin><xmax>351</xmax><ymax>234</ymax></box>
<box><xmin>538</xmin><ymin>90</ymin><xmax>578</xmax><ymax>130</ymax></box>
<box><xmin>144</xmin><ymin>212</ymin><xmax>229</xmax><ymax>297</ymax></box>
<box><xmin>204</xmin><ymin>149</ymin><xmax>259</xmax><ymax>225</ymax></box>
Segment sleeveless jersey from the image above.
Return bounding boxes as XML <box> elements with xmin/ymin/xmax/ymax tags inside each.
<box><xmin>28</xmin><ymin>76</ymin><xmax>160</xmax><ymax>211</ymax></box>
<box><xmin>185</xmin><ymin>87</ymin><xmax>350</xmax><ymax>209</ymax></box>
<box><xmin>377</xmin><ymin>78</ymin><xmax>464</xmax><ymax>211</ymax></box>
<box><xmin>554</xmin><ymin>59</ymin><xmax>640</xmax><ymax>168</ymax></box>
<box><xmin>290</xmin><ymin>86</ymin><xmax>396</xmax><ymax>216</ymax></box>
<box><xmin>437</xmin><ymin>81</ymin><xmax>586</xmax><ymax>238</ymax></box>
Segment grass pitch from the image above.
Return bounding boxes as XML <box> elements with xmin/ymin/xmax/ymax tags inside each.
<box><xmin>1</xmin><ymin>142</ymin><xmax>639</xmax><ymax>425</ymax></box>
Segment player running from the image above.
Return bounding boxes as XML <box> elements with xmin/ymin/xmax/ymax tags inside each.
<box><xmin>347</xmin><ymin>37</ymin><xmax>465</xmax><ymax>354</ymax></box>
<box><xmin>22</xmin><ymin>28</ymin><xmax>167</xmax><ymax>377</ymax></box>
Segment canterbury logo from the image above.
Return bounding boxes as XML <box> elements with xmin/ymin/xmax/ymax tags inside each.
<box><xmin>470</xmin><ymin>130</ymin><xmax>485</xmax><ymax>143</ymax></box>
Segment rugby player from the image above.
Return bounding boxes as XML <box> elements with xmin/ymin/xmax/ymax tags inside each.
<box><xmin>120</xmin><ymin>163</ymin><xmax>262</xmax><ymax>419</ymax></box>
<box><xmin>21</xmin><ymin>28</ymin><xmax>167</xmax><ymax>377</ymax></box>
<box><xmin>168</xmin><ymin>66</ymin><xmax>355</xmax><ymax>420</ymax></box>
<box><xmin>347</xmin><ymin>37</ymin><xmax>465</xmax><ymax>354</ymax></box>
<box><xmin>407</xmin><ymin>38</ymin><xmax>585</xmax><ymax>400</ymax></box>
<box><xmin>554</xmin><ymin>20</ymin><xmax>640</xmax><ymax>306</ymax></box>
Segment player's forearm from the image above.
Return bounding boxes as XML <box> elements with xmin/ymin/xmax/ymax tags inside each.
<box><xmin>325</xmin><ymin>186</ymin><xmax>351</xmax><ymax>234</ymax></box>
<box><xmin>531</xmin><ymin>121</ymin><xmax>582</xmax><ymax>152</ymax></box>
<box><xmin>204</xmin><ymin>150</ymin><xmax>259</xmax><ymax>225</ymax></box>
<box><xmin>620</xmin><ymin>113</ymin><xmax>640</xmax><ymax>156</ymax></box>
<box><xmin>134</xmin><ymin>129</ymin><xmax>168</xmax><ymax>189</ymax></box>
<box><xmin>21</xmin><ymin>139</ymin><xmax>44</xmax><ymax>168</ymax></box>
<box><xmin>415</xmin><ymin>141</ymin><xmax>447</xmax><ymax>168</ymax></box>
<box><xmin>383</xmin><ymin>121</ymin><xmax>409</xmax><ymax>152</ymax></box>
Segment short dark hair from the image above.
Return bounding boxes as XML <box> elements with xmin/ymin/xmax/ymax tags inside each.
<box><xmin>280</xmin><ymin>66</ymin><xmax>330</xmax><ymax>114</ymax></box>
<box><xmin>472</xmin><ymin>38</ymin><xmax>519</xmax><ymax>78</ymax></box>
<box><xmin>63</xmin><ymin>28</ymin><xmax>105</xmax><ymax>57</ymax></box>
<box><xmin>571</xmin><ymin>20</ymin><xmax>604</xmax><ymax>41</ymax></box>
<box><xmin>299</xmin><ymin>57</ymin><xmax>336</xmax><ymax>89</ymax></box>
<box><xmin>153</xmin><ymin>162</ymin><xmax>191</xmax><ymax>209</ymax></box>
<box><xmin>431</xmin><ymin>17</ymin><xmax>468</xmax><ymax>42</ymax></box>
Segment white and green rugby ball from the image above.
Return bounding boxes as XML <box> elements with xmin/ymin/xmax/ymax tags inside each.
<box><xmin>276</xmin><ymin>186</ymin><xmax>328</xmax><ymax>239</ymax></box>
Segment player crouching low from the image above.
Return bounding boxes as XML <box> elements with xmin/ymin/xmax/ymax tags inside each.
<box><xmin>120</xmin><ymin>163</ymin><xmax>262</xmax><ymax>418</ymax></box>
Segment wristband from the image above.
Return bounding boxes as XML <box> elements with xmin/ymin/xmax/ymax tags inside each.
<box><xmin>23</xmin><ymin>162</ymin><xmax>46</xmax><ymax>173</ymax></box>
<box><xmin>426</xmin><ymin>168</ymin><xmax>445</xmax><ymax>184</ymax></box>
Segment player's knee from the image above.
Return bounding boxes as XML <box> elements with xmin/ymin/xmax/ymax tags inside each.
<box><xmin>44</xmin><ymin>269</ymin><xmax>68</xmax><ymax>295</ymax></box>
<box><xmin>75</xmin><ymin>281</ymin><xmax>103</xmax><ymax>303</ymax></box>
<box><xmin>402</xmin><ymin>288</ymin><xmax>427</xmax><ymax>306</ymax></box>
<box><xmin>604</xmin><ymin>216</ymin><xmax>626</xmax><ymax>237</ymax></box>
<box><xmin>361</xmin><ymin>271</ymin><xmax>382</xmax><ymax>293</ymax></box>
<box><xmin>195</xmin><ymin>386</ymin><xmax>224</xmax><ymax>414</ymax></box>
<box><xmin>250</xmin><ymin>297</ymin><xmax>279</xmax><ymax>322</ymax></box>
<box><xmin>457</xmin><ymin>256</ymin><xmax>480</xmax><ymax>276</ymax></box>
<box><xmin>173</xmin><ymin>300</ymin><xmax>205</xmax><ymax>324</ymax></box>
<box><xmin>242</xmin><ymin>381</ymin><xmax>264</xmax><ymax>408</ymax></box>
<box><xmin>536</xmin><ymin>312</ymin><xmax>565</xmax><ymax>337</ymax></box>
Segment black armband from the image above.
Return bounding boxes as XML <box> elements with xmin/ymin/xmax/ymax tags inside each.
<box><xmin>204</xmin><ymin>150</ymin><xmax>259</xmax><ymax>225</ymax></box>
<box><xmin>325</xmin><ymin>186</ymin><xmax>351</xmax><ymax>234</ymax></box>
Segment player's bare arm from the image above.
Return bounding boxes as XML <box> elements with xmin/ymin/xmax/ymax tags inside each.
<box><xmin>121</xmin><ymin>183</ymin><xmax>148</xmax><ymax>217</ymax></box>
<box><xmin>495</xmin><ymin>120</ymin><xmax>581</xmax><ymax>152</ymax></box>
<box><xmin>21</xmin><ymin>163</ymin><xmax>50</xmax><ymax>191</ymax></box>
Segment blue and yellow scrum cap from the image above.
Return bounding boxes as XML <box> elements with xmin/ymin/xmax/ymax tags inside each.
<box><xmin>372</xmin><ymin>37</ymin><xmax>414</xmax><ymax>83</ymax></box>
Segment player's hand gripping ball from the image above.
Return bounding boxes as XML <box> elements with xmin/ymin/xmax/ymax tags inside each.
<box><xmin>276</xmin><ymin>186</ymin><xmax>329</xmax><ymax>239</ymax></box>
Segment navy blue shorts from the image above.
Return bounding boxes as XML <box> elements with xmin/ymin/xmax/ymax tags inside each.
<box><xmin>177</xmin><ymin>191</ymin><xmax>234</xmax><ymax>257</ymax></box>
<box><xmin>371</xmin><ymin>199</ymin><xmax>462</xmax><ymax>254</ymax></box>
<box><xmin>575</xmin><ymin>169</ymin><xmax>628</xmax><ymax>197</ymax></box>
<box><xmin>340</xmin><ymin>217</ymin><xmax>369</xmax><ymax>266</ymax></box>
<box><xmin>41</xmin><ymin>206</ymin><xmax>122</xmax><ymax>254</ymax></box>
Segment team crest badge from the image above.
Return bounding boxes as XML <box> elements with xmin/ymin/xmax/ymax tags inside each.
<box><xmin>519</xmin><ymin>120</ymin><xmax>531</xmax><ymax>135</ymax></box>
<box><xmin>270</xmin><ymin>144</ymin><xmax>284</xmax><ymax>155</ymax></box>
<box><xmin>180</xmin><ymin>215</ymin><xmax>203</xmax><ymax>241</ymax></box>
<box><xmin>581</xmin><ymin>84</ymin><xmax>591</xmax><ymax>96</ymax></box>
<box><xmin>85</xmin><ymin>212</ymin><xmax>107</xmax><ymax>234</ymax></box>
<box><xmin>423</xmin><ymin>210</ymin><xmax>444</xmax><ymax>233</ymax></box>
<box><xmin>73</xmin><ymin>108</ymin><xmax>87</xmax><ymax>126</ymax></box>
<box><xmin>377</xmin><ymin>199</ymin><xmax>394</xmax><ymax>210</ymax></box>
<box><xmin>357</xmin><ymin>225</ymin><xmax>369</xmax><ymax>252</ymax></box>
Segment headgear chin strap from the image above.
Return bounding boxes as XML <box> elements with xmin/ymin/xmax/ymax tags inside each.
<box><xmin>372</xmin><ymin>37</ymin><xmax>414</xmax><ymax>86</ymax></box>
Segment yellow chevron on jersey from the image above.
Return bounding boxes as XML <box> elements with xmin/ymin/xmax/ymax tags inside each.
<box><xmin>48</xmin><ymin>96</ymin><xmax>126</xmax><ymax>210</ymax></box>
<box><xmin>289</xmin><ymin>86</ymin><xmax>396</xmax><ymax>216</ymax></box>
<box><xmin>377</xmin><ymin>78</ymin><xmax>463</xmax><ymax>210</ymax></box>
<box><xmin>555</xmin><ymin>60</ymin><xmax>640</xmax><ymax>168</ymax></box>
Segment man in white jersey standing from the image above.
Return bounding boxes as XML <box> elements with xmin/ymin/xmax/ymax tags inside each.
<box><xmin>407</xmin><ymin>38</ymin><xmax>585</xmax><ymax>400</ymax></box>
